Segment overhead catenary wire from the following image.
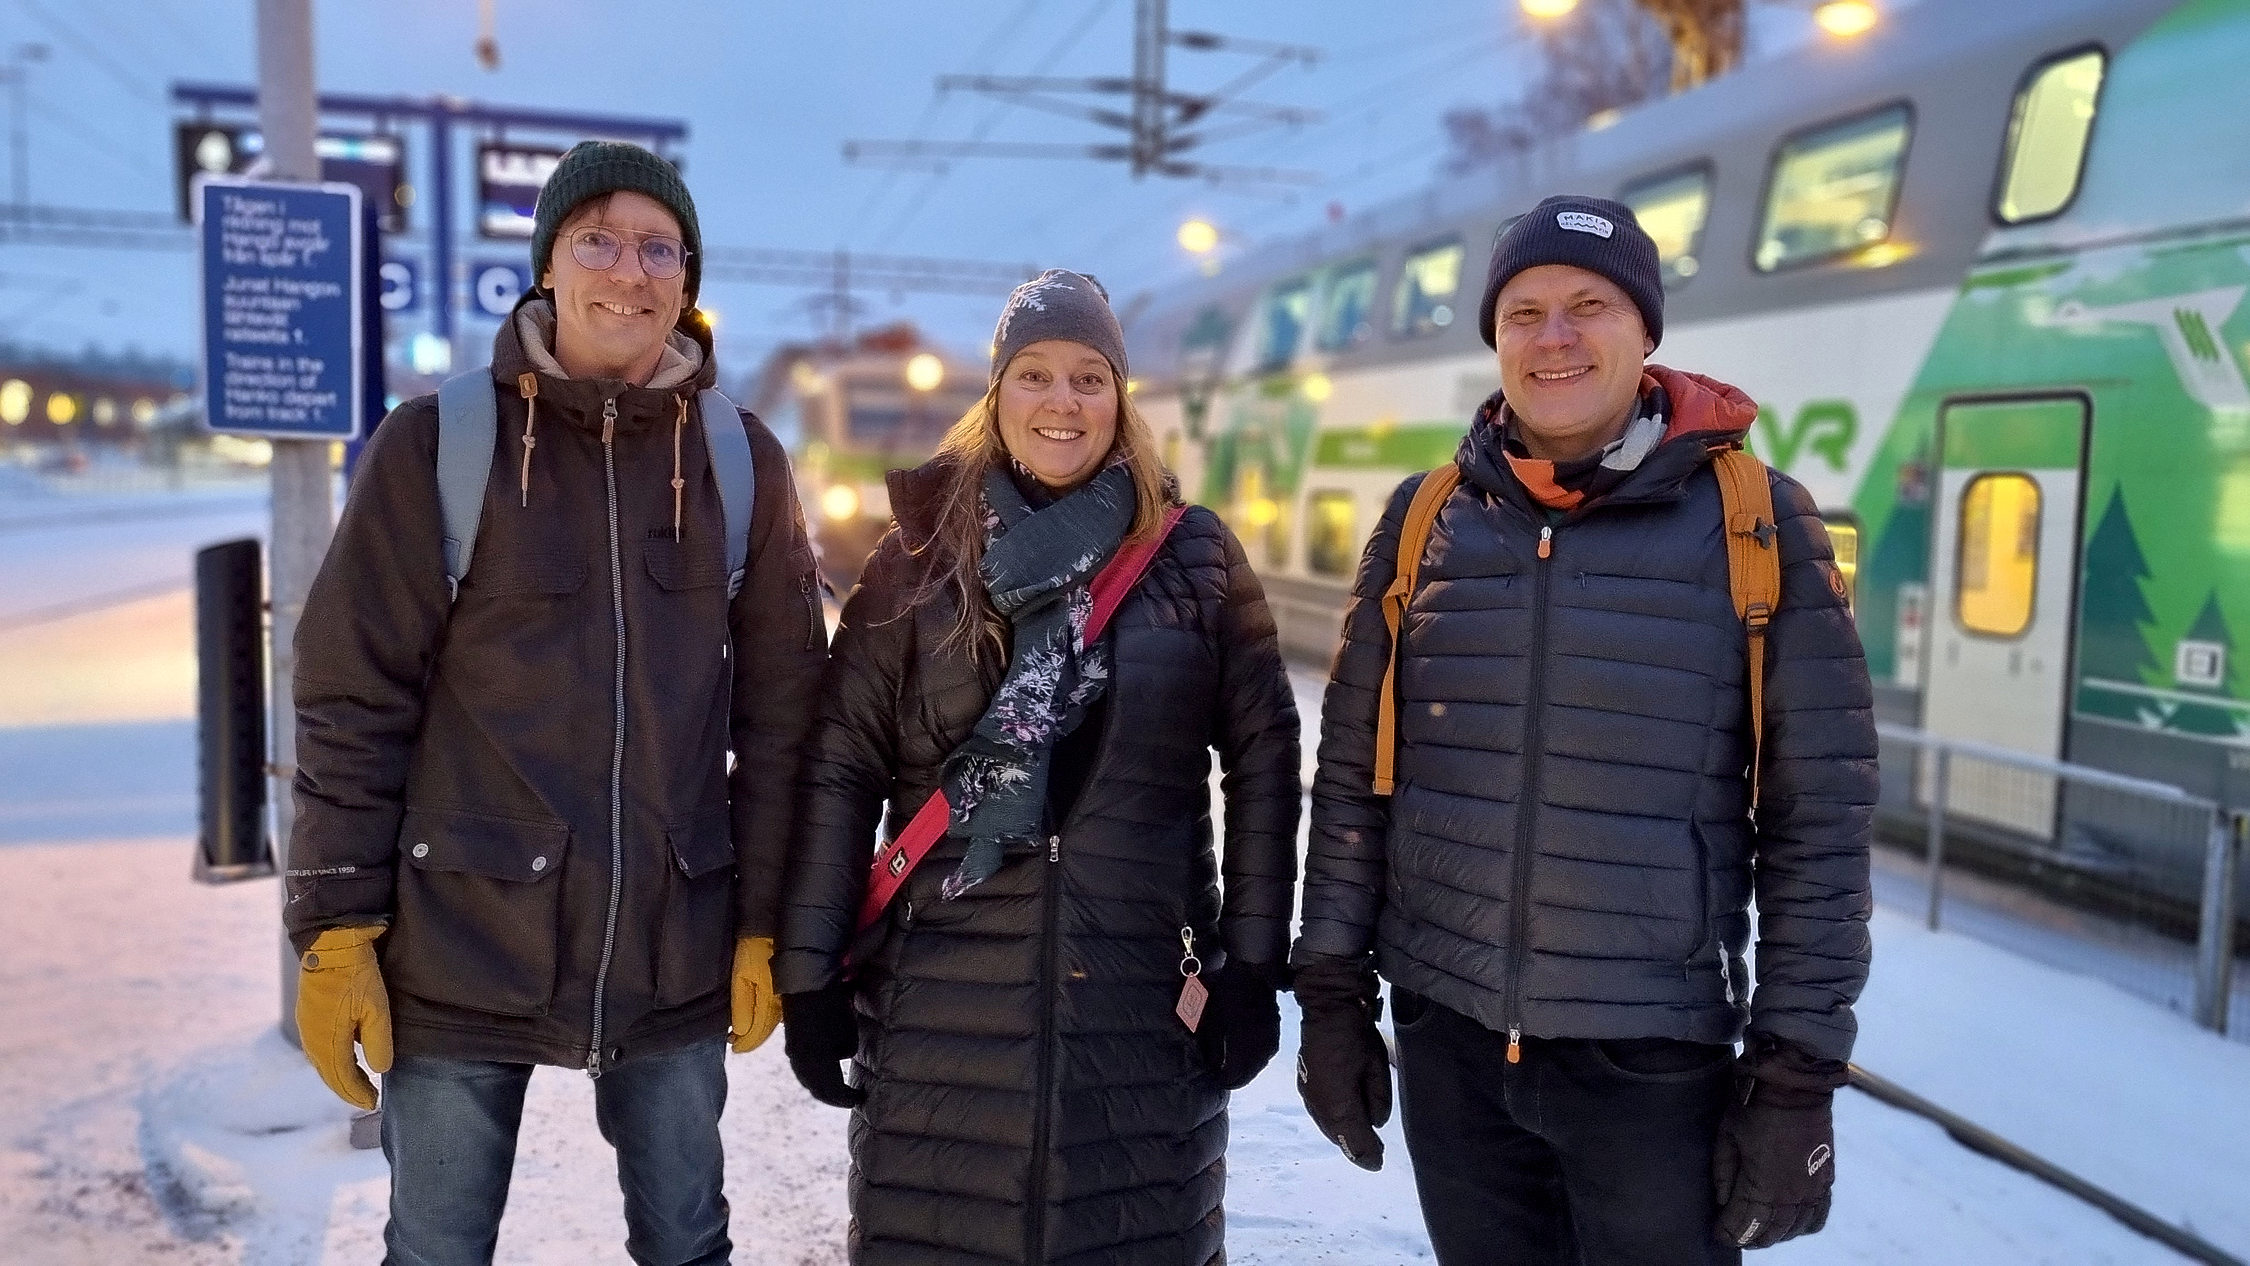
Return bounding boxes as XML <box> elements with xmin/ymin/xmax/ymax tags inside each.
<box><xmin>23</xmin><ymin>94</ymin><xmax>162</xmax><ymax>180</ymax></box>
<box><xmin>870</xmin><ymin>0</ymin><xmax>1120</xmax><ymax>250</ymax></box>
<box><xmin>12</xmin><ymin>0</ymin><xmax>165</xmax><ymax>106</ymax></box>
<box><xmin>842</xmin><ymin>0</ymin><xmax>1047</xmax><ymax>241</ymax></box>
<box><xmin>1004</xmin><ymin>26</ymin><xmax>1521</xmax><ymax>264</ymax></box>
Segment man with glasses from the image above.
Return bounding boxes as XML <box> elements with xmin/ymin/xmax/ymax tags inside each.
<box><xmin>284</xmin><ymin>140</ymin><xmax>826</xmax><ymax>1264</ymax></box>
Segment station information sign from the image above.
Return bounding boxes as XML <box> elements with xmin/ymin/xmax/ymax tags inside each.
<box><xmin>176</xmin><ymin>122</ymin><xmax>407</xmax><ymax>234</ymax></box>
<box><xmin>198</xmin><ymin>178</ymin><xmax>365</xmax><ymax>440</ymax></box>
<box><xmin>478</xmin><ymin>143</ymin><xmax>566</xmax><ymax>239</ymax></box>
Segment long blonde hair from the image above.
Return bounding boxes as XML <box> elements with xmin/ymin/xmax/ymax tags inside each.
<box><xmin>911</xmin><ymin>381</ymin><xmax>1172</xmax><ymax>663</ymax></box>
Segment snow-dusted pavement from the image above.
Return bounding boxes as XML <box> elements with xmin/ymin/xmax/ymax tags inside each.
<box><xmin>4</xmin><ymin>486</ymin><xmax>2246</xmax><ymax>1264</ymax></box>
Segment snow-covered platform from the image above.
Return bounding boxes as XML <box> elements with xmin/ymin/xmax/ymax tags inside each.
<box><xmin>4</xmin><ymin>488</ymin><xmax>2245</xmax><ymax>1263</ymax></box>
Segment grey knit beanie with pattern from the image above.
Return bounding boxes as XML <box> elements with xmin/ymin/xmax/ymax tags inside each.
<box><xmin>990</xmin><ymin>269</ymin><xmax>1129</xmax><ymax>385</ymax></box>
<box><xmin>530</xmin><ymin>140</ymin><xmax>702</xmax><ymax>307</ymax></box>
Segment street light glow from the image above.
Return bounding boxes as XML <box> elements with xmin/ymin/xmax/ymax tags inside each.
<box><xmin>46</xmin><ymin>393</ymin><xmax>76</xmax><ymax>425</ymax></box>
<box><xmin>0</xmin><ymin>379</ymin><xmax>28</xmax><ymax>425</ymax></box>
<box><xmin>1814</xmin><ymin>0</ymin><xmax>1878</xmax><ymax>37</ymax></box>
<box><xmin>1519</xmin><ymin>0</ymin><xmax>1578</xmax><ymax>18</ymax></box>
<box><xmin>1176</xmin><ymin>218</ymin><xmax>1219</xmax><ymax>255</ymax></box>
<box><xmin>821</xmin><ymin>483</ymin><xmax>861</xmax><ymax>522</ymax></box>
<box><xmin>904</xmin><ymin>352</ymin><xmax>946</xmax><ymax>393</ymax></box>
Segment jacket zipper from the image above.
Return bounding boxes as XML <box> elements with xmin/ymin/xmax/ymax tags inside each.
<box><xmin>800</xmin><ymin>573</ymin><xmax>822</xmax><ymax>651</ymax></box>
<box><xmin>587</xmin><ymin>396</ymin><xmax>627</xmax><ymax>1077</ymax></box>
<box><xmin>1505</xmin><ymin>523</ymin><xmax>1556</xmax><ymax>1063</ymax></box>
<box><xmin>1026</xmin><ymin>828</ymin><xmax>1063</xmax><ymax>1263</ymax></box>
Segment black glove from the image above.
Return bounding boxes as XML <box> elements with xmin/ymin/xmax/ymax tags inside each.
<box><xmin>1712</xmin><ymin>1038</ymin><xmax>1846</xmax><ymax>1249</ymax></box>
<box><xmin>1194</xmin><ymin>961</ymin><xmax>1283</xmax><ymax>1090</ymax></box>
<box><xmin>1292</xmin><ymin>957</ymin><xmax>1392</xmax><ymax>1171</ymax></box>
<box><xmin>781</xmin><ymin>981</ymin><xmax>865</xmax><ymax>1109</ymax></box>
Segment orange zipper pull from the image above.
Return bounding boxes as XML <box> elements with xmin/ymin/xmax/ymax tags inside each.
<box><xmin>1537</xmin><ymin>527</ymin><xmax>1553</xmax><ymax>560</ymax></box>
<box><xmin>1507</xmin><ymin>1027</ymin><xmax>1522</xmax><ymax>1063</ymax></box>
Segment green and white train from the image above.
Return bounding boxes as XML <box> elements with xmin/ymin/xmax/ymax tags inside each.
<box><xmin>1125</xmin><ymin>0</ymin><xmax>2250</xmax><ymax>904</ymax></box>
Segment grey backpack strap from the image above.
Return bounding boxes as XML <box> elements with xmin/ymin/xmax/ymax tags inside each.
<box><xmin>436</xmin><ymin>370</ymin><xmax>498</xmax><ymax>602</ymax></box>
<box><xmin>698</xmin><ymin>388</ymin><xmax>755</xmax><ymax>599</ymax></box>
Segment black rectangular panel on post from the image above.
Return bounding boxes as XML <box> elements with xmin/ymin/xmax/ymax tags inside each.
<box><xmin>196</xmin><ymin>538</ymin><xmax>273</xmax><ymax>882</ymax></box>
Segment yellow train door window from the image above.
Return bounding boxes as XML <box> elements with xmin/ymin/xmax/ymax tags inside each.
<box><xmin>1955</xmin><ymin>473</ymin><xmax>2041</xmax><ymax>637</ymax></box>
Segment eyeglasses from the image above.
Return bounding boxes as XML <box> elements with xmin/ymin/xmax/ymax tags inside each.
<box><xmin>566</xmin><ymin>225</ymin><xmax>690</xmax><ymax>280</ymax></box>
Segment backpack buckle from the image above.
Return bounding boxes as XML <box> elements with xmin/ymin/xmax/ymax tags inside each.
<box><xmin>1743</xmin><ymin>601</ymin><xmax>1773</xmax><ymax>634</ymax></box>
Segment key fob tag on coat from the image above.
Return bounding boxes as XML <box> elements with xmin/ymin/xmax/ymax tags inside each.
<box><xmin>1176</xmin><ymin>975</ymin><xmax>1208</xmax><ymax>1032</ymax></box>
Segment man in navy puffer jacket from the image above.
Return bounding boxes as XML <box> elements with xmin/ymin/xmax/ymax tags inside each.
<box><xmin>1292</xmin><ymin>196</ymin><xmax>1876</xmax><ymax>1264</ymax></box>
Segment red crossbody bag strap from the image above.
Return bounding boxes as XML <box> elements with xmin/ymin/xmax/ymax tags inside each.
<box><xmin>853</xmin><ymin>504</ymin><xmax>1188</xmax><ymax>939</ymax></box>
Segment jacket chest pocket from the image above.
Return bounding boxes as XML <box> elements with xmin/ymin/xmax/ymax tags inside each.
<box><xmin>653</xmin><ymin>807</ymin><xmax>737</xmax><ymax>1007</ymax></box>
<box><xmin>468</xmin><ymin>548</ymin><xmax>587</xmax><ymax>599</ymax></box>
<box><xmin>644</xmin><ymin>539</ymin><xmax>729</xmax><ymax>594</ymax></box>
<box><xmin>386</xmin><ymin>807</ymin><xmax>569</xmax><ymax>1016</ymax></box>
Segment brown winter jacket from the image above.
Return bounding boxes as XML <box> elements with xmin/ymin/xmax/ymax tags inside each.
<box><xmin>284</xmin><ymin>305</ymin><xmax>827</xmax><ymax>1070</ymax></box>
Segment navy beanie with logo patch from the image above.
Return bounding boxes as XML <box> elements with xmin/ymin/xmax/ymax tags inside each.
<box><xmin>1478</xmin><ymin>195</ymin><xmax>1664</xmax><ymax>349</ymax></box>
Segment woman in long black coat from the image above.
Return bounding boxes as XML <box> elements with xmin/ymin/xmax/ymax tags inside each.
<box><xmin>775</xmin><ymin>270</ymin><xmax>1301</xmax><ymax>1266</ymax></box>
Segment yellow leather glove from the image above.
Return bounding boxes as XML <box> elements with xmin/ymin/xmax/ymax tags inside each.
<box><xmin>730</xmin><ymin>936</ymin><xmax>784</xmax><ymax>1054</ymax></box>
<box><xmin>295</xmin><ymin>926</ymin><xmax>394</xmax><ymax>1110</ymax></box>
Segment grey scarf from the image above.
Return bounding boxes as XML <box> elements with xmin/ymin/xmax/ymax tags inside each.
<box><xmin>938</xmin><ymin>463</ymin><xmax>1136</xmax><ymax>899</ymax></box>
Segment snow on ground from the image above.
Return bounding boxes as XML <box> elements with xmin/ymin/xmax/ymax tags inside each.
<box><xmin>4</xmin><ymin>484</ymin><xmax>2248</xmax><ymax>1263</ymax></box>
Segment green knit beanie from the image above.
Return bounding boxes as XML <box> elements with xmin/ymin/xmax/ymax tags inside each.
<box><xmin>530</xmin><ymin>140</ymin><xmax>702</xmax><ymax>307</ymax></box>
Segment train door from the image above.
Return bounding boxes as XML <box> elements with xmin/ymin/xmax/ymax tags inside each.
<box><xmin>1918</xmin><ymin>396</ymin><xmax>2089</xmax><ymax>840</ymax></box>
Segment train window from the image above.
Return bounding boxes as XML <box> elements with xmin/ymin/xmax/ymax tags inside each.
<box><xmin>1821</xmin><ymin>514</ymin><xmax>1861</xmax><ymax>612</ymax></box>
<box><xmin>1620</xmin><ymin>165</ymin><xmax>1712</xmax><ymax>286</ymax></box>
<box><xmin>1391</xmin><ymin>238</ymin><xmax>1464</xmax><ymax>339</ymax></box>
<box><xmin>1955</xmin><ymin>473</ymin><xmax>2041</xmax><ymax>638</ymax></box>
<box><xmin>1754</xmin><ymin>103</ymin><xmax>1912</xmax><ymax>272</ymax></box>
<box><xmin>1317</xmin><ymin>260</ymin><xmax>1379</xmax><ymax>351</ymax></box>
<box><xmin>1307</xmin><ymin>490</ymin><xmax>1359</xmax><ymax>577</ymax></box>
<box><xmin>1995</xmin><ymin>49</ymin><xmax>2105</xmax><ymax>224</ymax></box>
<box><xmin>1255</xmin><ymin>276</ymin><xmax>1316</xmax><ymax>373</ymax></box>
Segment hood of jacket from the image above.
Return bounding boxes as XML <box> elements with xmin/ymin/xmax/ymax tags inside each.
<box><xmin>1458</xmin><ymin>363</ymin><xmax>1757</xmax><ymax>514</ymax></box>
<box><xmin>492</xmin><ymin>297</ymin><xmax>716</xmax><ymax>428</ymax></box>
<box><xmin>488</xmin><ymin>298</ymin><xmax>722</xmax><ymax>528</ymax></box>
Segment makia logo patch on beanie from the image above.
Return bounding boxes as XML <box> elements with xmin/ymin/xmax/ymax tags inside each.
<box><xmin>1556</xmin><ymin>210</ymin><xmax>1615</xmax><ymax>238</ymax></box>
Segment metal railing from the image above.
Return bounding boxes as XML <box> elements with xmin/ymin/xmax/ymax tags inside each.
<box><xmin>1876</xmin><ymin>722</ymin><xmax>2244</xmax><ymax>1036</ymax></box>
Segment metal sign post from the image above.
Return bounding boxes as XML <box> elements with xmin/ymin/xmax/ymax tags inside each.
<box><xmin>249</xmin><ymin>0</ymin><xmax>331</xmax><ymax>1052</ymax></box>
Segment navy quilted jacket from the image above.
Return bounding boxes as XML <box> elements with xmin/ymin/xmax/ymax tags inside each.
<box><xmin>1295</xmin><ymin>367</ymin><xmax>1875</xmax><ymax>1063</ymax></box>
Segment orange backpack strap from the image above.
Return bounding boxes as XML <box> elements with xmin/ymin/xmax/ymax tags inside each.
<box><xmin>1712</xmin><ymin>448</ymin><xmax>1781</xmax><ymax>807</ymax></box>
<box><xmin>1373</xmin><ymin>465</ymin><xmax>1462</xmax><ymax>795</ymax></box>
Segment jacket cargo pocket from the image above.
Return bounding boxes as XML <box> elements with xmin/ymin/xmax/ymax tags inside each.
<box><xmin>654</xmin><ymin>806</ymin><xmax>737</xmax><ymax>1007</ymax></box>
<box><xmin>387</xmin><ymin>807</ymin><xmax>568</xmax><ymax>1016</ymax></box>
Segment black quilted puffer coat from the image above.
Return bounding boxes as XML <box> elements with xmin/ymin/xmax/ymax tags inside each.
<box><xmin>776</xmin><ymin>459</ymin><xmax>1302</xmax><ymax>1266</ymax></box>
<box><xmin>1296</xmin><ymin>367</ymin><xmax>1875</xmax><ymax>1064</ymax></box>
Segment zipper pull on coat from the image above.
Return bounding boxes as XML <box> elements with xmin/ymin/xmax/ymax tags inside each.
<box><xmin>1507</xmin><ymin>1027</ymin><xmax>1522</xmax><ymax>1063</ymax></box>
<box><xmin>1537</xmin><ymin>527</ymin><xmax>1553</xmax><ymax>560</ymax></box>
<box><xmin>601</xmin><ymin>396</ymin><xmax>618</xmax><ymax>444</ymax></box>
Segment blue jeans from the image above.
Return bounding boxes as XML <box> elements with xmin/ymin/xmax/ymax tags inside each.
<box><xmin>380</xmin><ymin>1040</ymin><xmax>731</xmax><ymax>1266</ymax></box>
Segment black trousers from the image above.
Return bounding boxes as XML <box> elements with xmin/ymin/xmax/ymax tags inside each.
<box><xmin>1392</xmin><ymin>988</ymin><xmax>1742</xmax><ymax>1266</ymax></box>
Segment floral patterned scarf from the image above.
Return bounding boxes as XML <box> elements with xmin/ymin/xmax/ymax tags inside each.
<box><xmin>937</xmin><ymin>462</ymin><xmax>1137</xmax><ymax>899</ymax></box>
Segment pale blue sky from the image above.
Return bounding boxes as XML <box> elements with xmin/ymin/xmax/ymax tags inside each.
<box><xmin>0</xmin><ymin>0</ymin><xmax>1832</xmax><ymax>373</ymax></box>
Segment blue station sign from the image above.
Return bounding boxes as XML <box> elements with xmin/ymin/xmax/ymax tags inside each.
<box><xmin>198</xmin><ymin>178</ymin><xmax>365</xmax><ymax>440</ymax></box>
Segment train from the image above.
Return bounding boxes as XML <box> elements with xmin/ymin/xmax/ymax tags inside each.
<box><xmin>772</xmin><ymin>0</ymin><xmax>2250</xmax><ymax>920</ymax></box>
<box><xmin>749</xmin><ymin>323</ymin><xmax>988</xmax><ymax>586</ymax></box>
<box><xmin>1119</xmin><ymin>0</ymin><xmax>2250</xmax><ymax>916</ymax></box>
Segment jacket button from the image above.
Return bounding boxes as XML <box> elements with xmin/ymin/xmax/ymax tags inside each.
<box><xmin>411</xmin><ymin>842</ymin><xmax>429</xmax><ymax>859</ymax></box>
<box><xmin>531</xmin><ymin>856</ymin><xmax>547</xmax><ymax>872</ymax></box>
